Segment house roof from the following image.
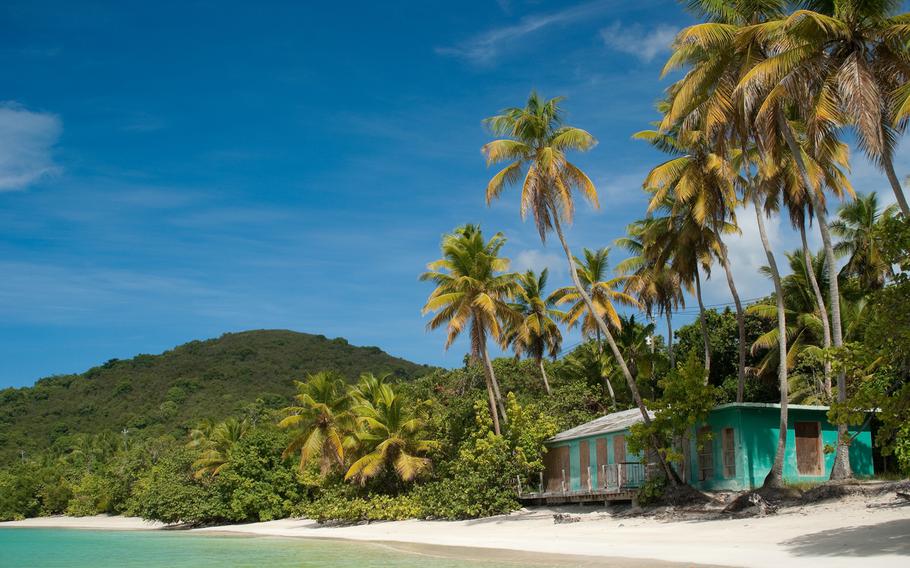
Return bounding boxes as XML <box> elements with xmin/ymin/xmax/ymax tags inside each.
<box><xmin>547</xmin><ymin>403</ymin><xmax>833</xmax><ymax>444</ymax></box>
<box><xmin>547</xmin><ymin>408</ymin><xmax>653</xmax><ymax>443</ymax></box>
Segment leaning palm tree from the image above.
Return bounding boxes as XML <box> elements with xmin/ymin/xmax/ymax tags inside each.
<box><xmin>660</xmin><ymin>0</ymin><xmax>792</xmax><ymax>488</ymax></box>
<box><xmin>504</xmin><ymin>269</ymin><xmax>564</xmax><ymax>395</ymax></box>
<box><xmin>636</xmin><ymin>125</ymin><xmax>748</xmax><ymax>400</ymax></box>
<box><xmin>750</xmin><ymin>3</ymin><xmax>910</xmax><ymax>216</ymax></box>
<box><xmin>420</xmin><ymin>224</ymin><xmax>519</xmax><ymax>435</ymax></box>
<box><xmin>832</xmin><ymin>192</ymin><xmax>897</xmax><ymax>292</ymax></box>
<box><xmin>549</xmin><ymin>247</ymin><xmax>640</xmax><ymax>406</ymax></box>
<box><xmin>279</xmin><ymin>371</ymin><xmax>354</xmax><ymax>475</ymax></box>
<box><xmin>345</xmin><ymin>383</ymin><xmax>438</xmax><ymax>485</ymax></box>
<box><xmin>187</xmin><ymin>417</ymin><xmax>250</xmax><ymax>479</ymax></box>
<box><xmin>482</xmin><ymin>92</ymin><xmax>679</xmax><ymax>483</ymax></box>
<box><xmin>616</xmin><ymin>222</ymin><xmax>687</xmax><ymax>368</ymax></box>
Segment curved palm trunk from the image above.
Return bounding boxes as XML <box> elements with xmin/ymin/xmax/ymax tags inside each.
<box><xmin>693</xmin><ymin>268</ymin><xmax>712</xmax><ymax>380</ymax></box>
<box><xmin>752</xmin><ymin>191</ymin><xmax>789</xmax><ymax>488</ymax></box>
<box><xmin>537</xmin><ymin>356</ymin><xmax>552</xmax><ymax>395</ymax></box>
<box><xmin>665</xmin><ymin>310</ymin><xmax>675</xmax><ymax>368</ymax></box>
<box><xmin>799</xmin><ymin>222</ymin><xmax>832</xmax><ymax>398</ymax></box>
<box><xmin>716</xmin><ymin>238</ymin><xmax>746</xmax><ymax>400</ymax></box>
<box><xmin>883</xmin><ymin>154</ymin><xmax>910</xmax><ymax>218</ymax></box>
<box><xmin>552</xmin><ymin>214</ymin><xmax>681</xmax><ymax>486</ymax></box>
<box><xmin>778</xmin><ymin>114</ymin><xmax>852</xmax><ymax>480</ymax></box>
<box><xmin>475</xmin><ymin>326</ymin><xmax>503</xmax><ymax>435</ymax></box>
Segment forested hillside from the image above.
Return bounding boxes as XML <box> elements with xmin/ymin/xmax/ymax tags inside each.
<box><xmin>0</xmin><ymin>330</ymin><xmax>432</xmax><ymax>463</ymax></box>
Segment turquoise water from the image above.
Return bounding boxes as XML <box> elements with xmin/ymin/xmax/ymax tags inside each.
<box><xmin>0</xmin><ymin>528</ymin><xmax>567</xmax><ymax>568</ymax></box>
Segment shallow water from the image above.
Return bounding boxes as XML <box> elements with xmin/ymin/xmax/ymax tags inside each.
<box><xmin>0</xmin><ymin>528</ymin><xmax>569</xmax><ymax>568</ymax></box>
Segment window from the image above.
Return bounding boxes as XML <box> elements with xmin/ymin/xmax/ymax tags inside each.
<box><xmin>697</xmin><ymin>427</ymin><xmax>714</xmax><ymax>481</ymax></box>
<box><xmin>722</xmin><ymin>428</ymin><xmax>736</xmax><ymax>478</ymax></box>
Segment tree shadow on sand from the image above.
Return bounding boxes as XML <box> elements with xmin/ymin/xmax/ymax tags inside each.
<box><xmin>781</xmin><ymin>519</ymin><xmax>910</xmax><ymax>557</ymax></box>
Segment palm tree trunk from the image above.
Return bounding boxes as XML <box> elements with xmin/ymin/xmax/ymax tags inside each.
<box><xmin>752</xmin><ymin>191</ymin><xmax>789</xmax><ymax>489</ymax></box>
<box><xmin>665</xmin><ymin>309</ymin><xmax>675</xmax><ymax>368</ymax></box>
<box><xmin>716</xmin><ymin>235</ymin><xmax>746</xmax><ymax>401</ymax></box>
<box><xmin>537</xmin><ymin>357</ymin><xmax>552</xmax><ymax>395</ymax></box>
<box><xmin>777</xmin><ymin>114</ymin><xmax>852</xmax><ymax>480</ymax></box>
<box><xmin>799</xmin><ymin>221</ymin><xmax>832</xmax><ymax>398</ymax></box>
<box><xmin>551</xmin><ymin>213</ymin><xmax>681</xmax><ymax>486</ymax></box>
<box><xmin>477</xmin><ymin>338</ymin><xmax>502</xmax><ymax>436</ymax></box>
<box><xmin>693</xmin><ymin>268</ymin><xmax>711</xmax><ymax>380</ymax></box>
<box><xmin>883</xmin><ymin>153</ymin><xmax>910</xmax><ymax>217</ymax></box>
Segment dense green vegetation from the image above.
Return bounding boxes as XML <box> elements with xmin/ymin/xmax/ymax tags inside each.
<box><xmin>0</xmin><ymin>330</ymin><xmax>432</xmax><ymax>464</ymax></box>
<box><xmin>2</xmin><ymin>0</ymin><xmax>910</xmax><ymax>524</ymax></box>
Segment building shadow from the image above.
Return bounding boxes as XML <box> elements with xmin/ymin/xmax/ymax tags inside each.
<box><xmin>781</xmin><ymin>519</ymin><xmax>910</xmax><ymax>557</ymax></box>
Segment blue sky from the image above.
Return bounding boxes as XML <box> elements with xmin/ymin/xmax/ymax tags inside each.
<box><xmin>0</xmin><ymin>0</ymin><xmax>903</xmax><ymax>388</ymax></box>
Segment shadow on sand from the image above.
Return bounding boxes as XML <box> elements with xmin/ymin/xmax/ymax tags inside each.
<box><xmin>781</xmin><ymin>519</ymin><xmax>910</xmax><ymax>557</ymax></box>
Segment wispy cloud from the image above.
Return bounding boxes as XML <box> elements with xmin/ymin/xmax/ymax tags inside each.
<box><xmin>436</xmin><ymin>0</ymin><xmax>611</xmax><ymax>64</ymax></box>
<box><xmin>512</xmin><ymin>248</ymin><xmax>565</xmax><ymax>277</ymax></box>
<box><xmin>600</xmin><ymin>21</ymin><xmax>677</xmax><ymax>63</ymax></box>
<box><xmin>0</xmin><ymin>102</ymin><xmax>61</xmax><ymax>191</ymax></box>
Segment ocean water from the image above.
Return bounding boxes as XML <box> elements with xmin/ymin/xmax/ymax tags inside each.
<box><xmin>0</xmin><ymin>528</ymin><xmax>570</xmax><ymax>568</ymax></box>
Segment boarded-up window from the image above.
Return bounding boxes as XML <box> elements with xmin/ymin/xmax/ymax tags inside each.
<box><xmin>697</xmin><ymin>427</ymin><xmax>714</xmax><ymax>481</ymax></box>
<box><xmin>579</xmin><ymin>440</ymin><xmax>591</xmax><ymax>490</ymax></box>
<box><xmin>595</xmin><ymin>438</ymin><xmax>608</xmax><ymax>488</ymax></box>
<box><xmin>795</xmin><ymin>422</ymin><xmax>822</xmax><ymax>475</ymax></box>
<box><xmin>613</xmin><ymin>435</ymin><xmax>626</xmax><ymax>464</ymax></box>
<box><xmin>544</xmin><ymin>446</ymin><xmax>570</xmax><ymax>492</ymax></box>
<box><xmin>722</xmin><ymin>428</ymin><xmax>736</xmax><ymax>478</ymax></box>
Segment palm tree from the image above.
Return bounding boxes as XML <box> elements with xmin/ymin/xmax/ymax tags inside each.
<box><xmin>832</xmin><ymin>192</ymin><xmax>897</xmax><ymax>292</ymax></box>
<box><xmin>187</xmin><ymin>417</ymin><xmax>250</xmax><ymax>478</ymax></box>
<box><xmin>749</xmin><ymin>250</ymin><xmax>831</xmax><ymax>396</ymax></box>
<box><xmin>616</xmin><ymin>223</ymin><xmax>687</xmax><ymax>368</ymax></box>
<box><xmin>344</xmin><ymin>383</ymin><xmax>438</xmax><ymax>485</ymax></box>
<box><xmin>279</xmin><ymin>371</ymin><xmax>354</xmax><ymax>475</ymax></box>
<box><xmin>350</xmin><ymin>372</ymin><xmax>391</xmax><ymax>405</ymax></box>
<box><xmin>504</xmin><ymin>269</ymin><xmax>564</xmax><ymax>395</ymax></box>
<box><xmin>636</xmin><ymin>125</ymin><xmax>748</xmax><ymax>400</ymax></box>
<box><xmin>549</xmin><ymin>247</ymin><xmax>639</xmax><ymax>406</ymax></box>
<box><xmin>744</xmin><ymin>3</ymin><xmax>910</xmax><ymax>216</ymax></box>
<box><xmin>482</xmin><ymin>92</ymin><xmax>680</xmax><ymax>484</ymax></box>
<box><xmin>637</xmin><ymin>198</ymin><xmax>727</xmax><ymax>379</ymax></box>
<box><xmin>420</xmin><ymin>224</ymin><xmax>519</xmax><ymax>435</ymax></box>
<box><xmin>660</xmin><ymin>0</ymin><xmax>792</xmax><ymax>487</ymax></box>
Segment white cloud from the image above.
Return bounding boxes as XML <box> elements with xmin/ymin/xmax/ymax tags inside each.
<box><xmin>0</xmin><ymin>102</ymin><xmax>61</xmax><ymax>191</ymax></box>
<box><xmin>437</xmin><ymin>0</ymin><xmax>611</xmax><ymax>64</ymax></box>
<box><xmin>512</xmin><ymin>248</ymin><xmax>565</xmax><ymax>276</ymax></box>
<box><xmin>600</xmin><ymin>21</ymin><xmax>677</xmax><ymax>63</ymax></box>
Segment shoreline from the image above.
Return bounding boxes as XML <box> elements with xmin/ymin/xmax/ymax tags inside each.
<box><xmin>2</xmin><ymin>493</ymin><xmax>908</xmax><ymax>568</ymax></box>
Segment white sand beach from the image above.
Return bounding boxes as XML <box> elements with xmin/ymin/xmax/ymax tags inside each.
<box><xmin>2</xmin><ymin>494</ymin><xmax>908</xmax><ymax>568</ymax></box>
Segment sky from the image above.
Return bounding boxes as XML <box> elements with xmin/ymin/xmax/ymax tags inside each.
<box><xmin>0</xmin><ymin>0</ymin><xmax>904</xmax><ymax>388</ymax></box>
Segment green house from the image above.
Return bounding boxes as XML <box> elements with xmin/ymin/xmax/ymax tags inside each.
<box><xmin>540</xmin><ymin>403</ymin><xmax>874</xmax><ymax>495</ymax></box>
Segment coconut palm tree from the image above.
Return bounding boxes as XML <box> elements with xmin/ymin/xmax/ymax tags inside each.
<box><xmin>832</xmin><ymin>192</ymin><xmax>897</xmax><ymax>292</ymax></box>
<box><xmin>279</xmin><ymin>371</ymin><xmax>354</xmax><ymax>475</ymax></box>
<box><xmin>420</xmin><ymin>224</ymin><xmax>519</xmax><ymax>435</ymax></box>
<box><xmin>504</xmin><ymin>269</ymin><xmax>564</xmax><ymax>395</ymax></box>
<box><xmin>187</xmin><ymin>417</ymin><xmax>250</xmax><ymax>479</ymax></box>
<box><xmin>482</xmin><ymin>92</ymin><xmax>679</xmax><ymax>484</ymax></box>
<box><xmin>742</xmin><ymin>2</ymin><xmax>910</xmax><ymax>216</ymax></box>
<box><xmin>660</xmin><ymin>0</ymin><xmax>792</xmax><ymax>488</ymax></box>
<box><xmin>636</xmin><ymin>125</ymin><xmax>748</xmax><ymax>400</ymax></box>
<box><xmin>549</xmin><ymin>247</ymin><xmax>640</xmax><ymax>406</ymax></box>
<box><xmin>616</xmin><ymin>222</ymin><xmax>687</xmax><ymax>368</ymax></box>
<box><xmin>344</xmin><ymin>383</ymin><xmax>438</xmax><ymax>485</ymax></box>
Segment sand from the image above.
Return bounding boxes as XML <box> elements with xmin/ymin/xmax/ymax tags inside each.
<box><xmin>2</xmin><ymin>493</ymin><xmax>907</xmax><ymax>567</ymax></box>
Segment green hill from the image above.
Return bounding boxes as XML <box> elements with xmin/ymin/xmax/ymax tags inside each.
<box><xmin>0</xmin><ymin>330</ymin><xmax>433</xmax><ymax>463</ymax></box>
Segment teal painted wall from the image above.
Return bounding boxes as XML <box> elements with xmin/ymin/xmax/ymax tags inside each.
<box><xmin>546</xmin><ymin>405</ymin><xmax>874</xmax><ymax>493</ymax></box>
<box><xmin>547</xmin><ymin>430</ymin><xmax>638</xmax><ymax>491</ymax></box>
<box><xmin>688</xmin><ymin>406</ymin><xmax>874</xmax><ymax>490</ymax></box>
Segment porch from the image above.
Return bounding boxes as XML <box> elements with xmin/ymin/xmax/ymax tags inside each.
<box><xmin>518</xmin><ymin>461</ymin><xmax>647</xmax><ymax>505</ymax></box>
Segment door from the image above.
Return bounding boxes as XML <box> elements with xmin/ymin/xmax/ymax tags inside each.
<box><xmin>722</xmin><ymin>428</ymin><xmax>736</xmax><ymax>478</ymax></box>
<box><xmin>795</xmin><ymin>422</ymin><xmax>822</xmax><ymax>475</ymax></box>
<box><xmin>544</xmin><ymin>446</ymin><xmax>570</xmax><ymax>492</ymax></box>
<box><xmin>613</xmin><ymin>435</ymin><xmax>626</xmax><ymax>464</ymax></box>
<box><xmin>579</xmin><ymin>441</ymin><xmax>590</xmax><ymax>491</ymax></box>
<box><xmin>596</xmin><ymin>438</ymin><xmax>608</xmax><ymax>488</ymax></box>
